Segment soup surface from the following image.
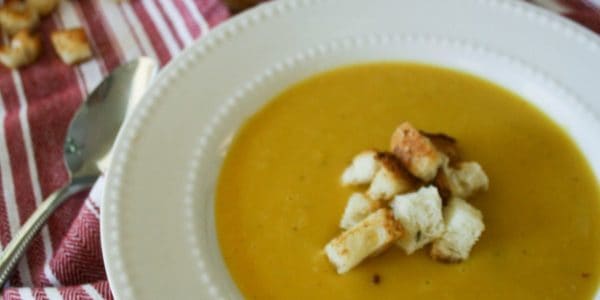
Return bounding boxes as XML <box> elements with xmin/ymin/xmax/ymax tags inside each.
<box><xmin>216</xmin><ymin>63</ymin><xmax>600</xmax><ymax>299</ymax></box>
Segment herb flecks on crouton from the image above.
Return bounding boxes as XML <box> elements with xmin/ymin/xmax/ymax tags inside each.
<box><xmin>327</xmin><ymin>121</ymin><xmax>488</xmax><ymax>274</ymax></box>
<box><xmin>391</xmin><ymin>186</ymin><xmax>445</xmax><ymax>254</ymax></box>
<box><xmin>431</xmin><ymin>198</ymin><xmax>485</xmax><ymax>262</ymax></box>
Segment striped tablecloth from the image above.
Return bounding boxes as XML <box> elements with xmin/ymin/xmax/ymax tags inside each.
<box><xmin>0</xmin><ymin>0</ymin><xmax>228</xmax><ymax>299</ymax></box>
<box><xmin>0</xmin><ymin>0</ymin><xmax>596</xmax><ymax>299</ymax></box>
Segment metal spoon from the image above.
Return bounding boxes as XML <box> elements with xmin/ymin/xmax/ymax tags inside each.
<box><xmin>0</xmin><ymin>57</ymin><xmax>158</xmax><ymax>286</ymax></box>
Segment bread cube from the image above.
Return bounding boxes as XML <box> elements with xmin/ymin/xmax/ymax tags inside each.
<box><xmin>390</xmin><ymin>122</ymin><xmax>445</xmax><ymax>181</ymax></box>
<box><xmin>341</xmin><ymin>150</ymin><xmax>380</xmax><ymax>186</ymax></box>
<box><xmin>366</xmin><ymin>152</ymin><xmax>415</xmax><ymax>201</ymax></box>
<box><xmin>421</xmin><ymin>131</ymin><xmax>460</xmax><ymax>163</ymax></box>
<box><xmin>340</xmin><ymin>193</ymin><xmax>381</xmax><ymax>230</ymax></box>
<box><xmin>51</xmin><ymin>28</ymin><xmax>93</xmax><ymax>65</ymax></box>
<box><xmin>431</xmin><ymin>197</ymin><xmax>485</xmax><ymax>262</ymax></box>
<box><xmin>436</xmin><ymin>161</ymin><xmax>489</xmax><ymax>199</ymax></box>
<box><xmin>390</xmin><ymin>186</ymin><xmax>444</xmax><ymax>254</ymax></box>
<box><xmin>0</xmin><ymin>30</ymin><xmax>41</xmax><ymax>69</ymax></box>
<box><xmin>325</xmin><ymin>208</ymin><xmax>403</xmax><ymax>274</ymax></box>
<box><xmin>27</xmin><ymin>0</ymin><xmax>60</xmax><ymax>16</ymax></box>
<box><xmin>0</xmin><ymin>1</ymin><xmax>39</xmax><ymax>35</ymax></box>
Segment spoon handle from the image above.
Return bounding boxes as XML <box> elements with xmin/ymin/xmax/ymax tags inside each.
<box><xmin>0</xmin><ymin>177</ymin><xmax>97</xmax><ymax>286</ymax></box>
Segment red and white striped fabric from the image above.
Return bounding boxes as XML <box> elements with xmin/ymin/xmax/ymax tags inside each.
<box><xmin>0</xmin><ymin>0</ymin><xmax>596</xmax><ymax>299</ymax></box>
<box><xmin>0</xmin><ymin>0</ymin><xmax>228</xmax><ymax>299</ymax></box>
<box><xmin>528</xmin><ymin>0</ymin><xmax>600</xmax><ymax>33</ymax></box>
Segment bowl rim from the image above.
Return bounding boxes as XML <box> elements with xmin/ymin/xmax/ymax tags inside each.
<box><xmin>101</xmin><ymin>0</ymin><xmax>600</xmax><ymax>299</ymax></box>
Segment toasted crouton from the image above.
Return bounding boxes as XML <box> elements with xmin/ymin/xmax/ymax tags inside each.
<box><xmin>448</xmin><ymin>162</ymin><xmax>489</xmax><ymax>198</ymax></box>
<box><xmin>436</xmin><ymin>161</ymin><xmax>489</xmax><ymax>199</ymax></box>
<box><xmin>366</xmin><ymin>152</ymin><xmax>415</xmax><ymax>201</ymax></box>
<box><xmin>421</xmin><ymin>131</ymin><xmax>460</xmax><ymax>163</ymax></box>
<box><xmin>27</xmin><ymin>0</ymin><xmax>60</xmax><ymax>16</ymax></box>
<box><xmin>325</xmin><ymin>208</ymin><xmax>402</xmax><ymax>274</ymax></box>
<box><xmin>0</xmin><ymin>30</ymin><xmax>41</xmax><ymax>68</ymax></box>
<box><xmin>340</xmin><ymin>193</ymin><xmax>381</xmax><ymax>230</ymax></box>
<box><xmin>51</xmin><ymin>28</ymin><xmax>93</xmax><ymax>65</ymax></box>
<box><xmin>390</xmin><ymin>186</ymin><xmax>445</xmax><ymax>254</ymax></box>
<box><xmin>431</xmin><ymin>198</ymin><xmax>485</xmax><ymax>262</ymax></box>
<box><xmin>341</xmin><ymin>150</ymin><xmax>380</xmax><ymax>186</ymax></box>
<box><xmin>434</xmin><ymin>166</ymin><xmax>452</xmax><ymax>201</ymax></box>
<box><xmin>0</xmin><ymin>1</ymin><xmax>39</xmax><ymax>35</ymax></box>
<box><xmin>390</xmin><ymin>122</ymin><xmax>445</xmax><ymax>181</ymax></box>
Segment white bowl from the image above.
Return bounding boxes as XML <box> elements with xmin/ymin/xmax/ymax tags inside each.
<box><xmin>101</xmin><ymin>0</ymin><xmax>600</xmax><ymax>299</ymax></box>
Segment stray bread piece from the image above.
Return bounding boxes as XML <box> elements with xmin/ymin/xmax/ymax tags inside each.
<box><xmin>0</xmin><ymin>1</ymin><xmax>39</xmax><ymax>35</ymax></box>
<box><xmin>325</xmin><ymin>208</ymin><xmax>403</xmax><ymax>274</ymax></box>
<box><xmin>51</xmin><ymin>28</ymin><xmax>93</xmax><ymax>65</ymax></box>
<box><xmin>0</xmin><ymin>30</ymin><xmax>41</xmax><ymax>69</ymax></box>
<box><xmin>341</xmin><ymin>150</ymin><xmax>380</xmax><ymax>186</ymax></box>
<box><xmin>340</xmin><ymin>193</ymin><xmax>381</xmax><ymax>230</ymax></box>
<box><xmin>27</xmin><ymin>0</ymin><xmax>60</xmax><ymax>16</ymax></box>
<box><xmin>436</xmin><ymin>161</ymin><xmax>489</xmax><ymax>199</ymax></box>
<box><xmin>431</xmin><ymin>198</ymin><xmax>485</xmax><ymax>262</ymax></box>
<box><xmin>390</xmin><ymin>186</ymin><xmax>445</xmax><ymax>254</ymax></box>
<box><xmin>390</xmin><ymin>122</ymin><xmax>445</xmax><ymax>181</ymax></box>
<box><xmin>366</xmin><ymin>152</ymin><xmax>415</xmax><ymax>201</ymax></box>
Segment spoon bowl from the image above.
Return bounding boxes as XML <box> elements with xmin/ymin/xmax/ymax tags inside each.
<box><xmin>66</xmin><ymin>58</ymin><xmax>157</xmax><ymax>179</ymax></box>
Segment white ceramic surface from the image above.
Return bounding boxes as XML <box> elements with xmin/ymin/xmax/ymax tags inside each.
<box><xmin>100</xmin><ymin>0</ymin><xmax>600</xmax><ymax>299</ymax></box>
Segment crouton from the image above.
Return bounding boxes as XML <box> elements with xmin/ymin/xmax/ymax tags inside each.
<box><xmin>51</xmin><ymin>28</ymin><xmax>93</xmax><ymax>65</ymax></box>
<box><xmin>27</xmin><ymin>0</ymin><xmax>59</xmax><ymax>16</ymax></box>
<box><xmin>341</xmin><ymin>150</ymin><xmax>380</xmax><ymax>186</ymax></box>
<box><xmin>431</xmin><ymin>198</ymin><xmax>485</xmax><ymax>262</ymax></box>
<box><xmin>366</xmin><ymin>152</ymin><xmax>415</xmax><ymax>201</ymax></box>
<box><xmin>340</xmin><ymin>193</ymin><xmax>381</xmax><ymax>230</ymax></box>
<box><xmin>421</xmin><ymin>131</ymin><xmax>460</xmax><ymax>163</ymax></box>
<box><xmin>0</xmin><ymin>30</ymin><xmax>41</xmax><ymax>68</ymax></box>
<box><xmin>390</xmin><ymin>185</ymin><xmax>444</xmax><ymax>254</ymax></box>
<box><xmin>449</xmin><ymin>162</ymin><xmax>489</xmax><ymax>198</ymax></box>
<box><xmin>325</xmin><ymin>208</ymin><xmax>403</xmax><ymax>274</ymax></box>
<box><xmin>436</xmin><ymin>161</ymin><xmax>489</xmax><ymax>199</ymax></box>
<box><xmin>434</xmin><ymin>165</ymin><xmax>452</xmax><ymax>201</ymax></box>
<box><xmin>0</xmin><ymin>1</ymin><xmax>39</xmax><ymax>35</ymax></box>
<box><xmin>390</xmin><ymin>122</ymin><xmax>445</xmax><ymax>181</ymax></box>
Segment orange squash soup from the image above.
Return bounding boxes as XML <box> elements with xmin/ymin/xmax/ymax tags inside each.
<box><xmin>215</xmin><ymin>63</ymin><xmax>600</xmax><ymax>299</ymax></box>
